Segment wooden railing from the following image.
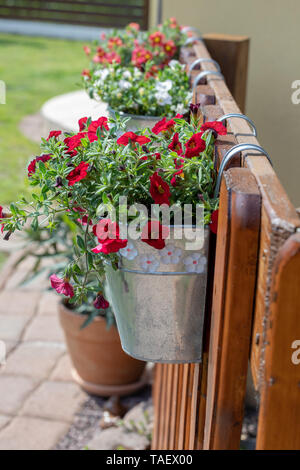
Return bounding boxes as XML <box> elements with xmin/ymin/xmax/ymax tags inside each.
<box><xmin>0</xmin><ymin>0</ymin><xmax>149</xmax><ymax>29</ymax></box>
<box><xmin>152</xmin><ymin>35</ymin><xmax>300</xmax><ymax>450</ymax></box>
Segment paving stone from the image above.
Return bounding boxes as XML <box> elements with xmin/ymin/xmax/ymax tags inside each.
<box><xmin>4</xmin><ymin>341</ymin><xmax>65</xmax><ymax>379</ymax></box>
<box><xmin>23</xmin><ymin>315</ymin><xmax>64</xmax><ymax>343</ymax></box>
<box><xmin>0</xmin><ymin>375</ymin><xmax>37</xmax><ymax>414</ymax></box>
<box><xmin>87</xmin><ymin>426</ymin><xmax>149</xmax><ymax>450</ymax></box>
<box><xmin>123</xmin><ymin>399</ymin><xmax>153</xmax><ymax>438</ymax></box>
<box><xmin>0</xmin><ymin>314</ymin><xmax>31</xmax><ymax>341</ymax></box>
<box><xmin>0</xmin><ymin>416</ymin><xmax>68</xmax><ymax>450</ymax></box>
<box><xmin>37</xmin><ymin>291</ymin><xmax>60</xmax><ymax>316</ymax></box>
<box><xmin>21</xmin><ymin>381</ymin><xmax>86</xmax><ymax>422</ymax></box>
<box><xmin>0</xmin><ymin>415</ymin><xmax>11</xmax><ymax>430</ymax></box>
<box><xmin>50</xmin><ymin>354</ymin><xmax>73</xmax><ymax>382</ymax></box>
<box><xmin>0</xmin><ymin>290</ymin><xmax>40</xmax><ymax>316</ymax></box>
<box><xmin>5</xmin><ymin>269</ymin><xmax>48</xmax><ymax>290</ymax></box>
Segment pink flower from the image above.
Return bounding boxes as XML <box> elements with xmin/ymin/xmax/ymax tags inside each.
<box><xmin>93</xmin><ymin>294</ymin><xmax>110</xmax><ymax>309</ymax></box>
<box><xmin>50</xmin><ymin>274</ymin><xmax>74</xmax><ymax>298</ymax></box>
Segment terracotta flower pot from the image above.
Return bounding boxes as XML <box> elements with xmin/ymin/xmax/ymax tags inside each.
<box><xmin>59</xmin><ymin>302</ymin><xmax>147</xmax><ymax>396</ymax></box>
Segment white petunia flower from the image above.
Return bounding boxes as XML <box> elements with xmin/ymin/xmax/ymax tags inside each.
<box><xmin>119</xmin><ymin>80</ymin><xmax>132</xmax><ymax>90</ymax></box>
<box><xmin>155</xmin><ymin>79</ymin><xmax>173</xmax><ymax>92</ymax></box>
<box><xmin>119</xmin><ymin>242</ymin><xmax>138</xmax><ymax>261</ymax></box>
<box><xmin>159</xmin><ymin>244</ymin><xmax>182</xmax><ymax>265</ymax></box>
<box><xmin>122</xmin><ymin>70</ymin><xmax>132</xmax><ymax>79</ymax></box>
<box><xmin>183</xmin><ymin>253</ymin><xmax>207</xmax><ymax>274</ymax></box>
<box><xmin>139</xmin><ymin>254</ymin><xmax>160</xmax><ymax>273</ymax></box>
<box><xmin>155</xmin><ymin>91</ymin><xmax>172</xmax><ymax>106</ymax></box>
<box><xmin>94</xmin><ymin>69</ymin><xmax>109</xmax><ymax>81</ymax></box>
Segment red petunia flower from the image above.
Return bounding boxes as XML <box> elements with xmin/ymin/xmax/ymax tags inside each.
<box><xmin>47</xmin><ymin>130</ymin><xmax>61</xmax><ymax>141</ymax></box>
<box><xmin>27</xmin><ymin>154</ymin><xmax>52</xmax><ymax>177</ymax></box>
<box><xmin>67</xmin><ymin>162</ymin><xmax>89</xmax><ymax>186</ymax></box>
<box><xmin>93</xmin><ymin>293</ymin><xmax>110</xmax><ymax>309</ymax></box>
<box><xmin>210</xmin><ymin>210</ymin><xmax>219</xmax><ymax>234</ymax></box>
<box><xmin>168</xmin><ymin>132</ymin><xmax>182</xmax><ymax>155</ymax></box>
<box><xmin>140</xmin><ymin>152</ymin><xmax>161</xmax><ymax>161</ymax></box>
<box><xmin>108</xmin><ymin>37</ymin><xmax>123</xmax><ymax>49</ymax></box>
<box><xmin>81</xmin><ymin>69</ymin><xmax>91</xmax><ymax>78</ymax></box>
<box><xmin>150</xmin><ymin>172</ymin><xmax>171</xmax><ymax>206</ymax></box>
<box><xmin>149</xmin><ymin>31</ymin><xmax>165</xmax><ymax>47</ymax></box>
<box><xmin>88</xmin><ymin>117</ymin><xmax>109</xmax><ymax>133</ymax></box>
<box><xmin>141</xmin><ymin>220</ymin><xmax>169</xmax><ymax>250</ymax></box>
<box><xmin>163</xmin><ymin>40</ymin><xmax>177</xmax><ymax>57</ymax></box>
<box><xmin>78</xmin><ymin>117</ymin><xmax>88</xmax><ymax>131</ymax></box>
<box><xmin>92</xmin><ymin>219</ymin><xmax>127</xmax><ymax>254</ymax></box>
<box><xmin>117</xmin><ymin>132</ymin><xmax>151</xmax><ymax>146</ymax></box>
<box><xmin>201</xmin><ymin>121</ymin><xmax>227</xmax><ymax>136</ymax></box>
<box><xmin>64</xmin><ymin>132</ymin><xmax>86</xmax><ymax>156</ymax></box>
<box><xmin>152</xmin><ymin>117</ymin><xmax>175</xmax><ymax>135</ymax></box>
<box><xmin>131</xmin><ymin>47</ymin><xmax>153</xmax><ymax>67</ymax></box>
<box><xmin>50</xmin><ymin>274</ymin><xmax>74</xmax><ymax>298</ymax></box>
<box><xmin>184</xmin><ymin>132</ymin><xmax>206</xmax><ymax>158</ymax></box>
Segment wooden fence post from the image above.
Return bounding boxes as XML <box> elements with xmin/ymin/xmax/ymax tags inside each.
<box><xmin>256</xmin><ymin>233</ymin><xmax>300</xmax><ymax>450</ymax></box>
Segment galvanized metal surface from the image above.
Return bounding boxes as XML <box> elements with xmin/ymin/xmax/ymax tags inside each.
<box><xmin>108</xmin><ymin>107</ymin><xmax>160</xmax><ymax>132</ymax></box>
<box><xmin>105</xmin><ymin>227</ymin><xmax>210</xmax><ymax>363</ymax></box>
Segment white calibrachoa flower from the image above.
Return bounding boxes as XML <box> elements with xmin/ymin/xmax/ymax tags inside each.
<box><xmin>159</xmin><ymin>244</ymin><xmax>182</xmax><ymax>265</ymax></box>
<box><xmin>183</xmin><ymin>253</ymin><xmax>207</xmax><ymax>274</ymax></box>
<box><xmin>94</xmin><ymin>68</ymin><xmax>110</xmax><ymax>81</ymax></box>
<box><xmin>139</xmin><ymin>254</ymin><xmax>160</xmax><ymax>273</ymax></box>
<box><xmin>155</xmin><ymin>79</ymin><xmax>173</xmax><ymax>92</ymax></box>
<box><xmin>119</xmin><ymin>242</ymin><xmax>138</xmax><ymax>260</ymax></box>
<box><xmin>119</xmin><ymin>79</ymin><xmax>132</xmax><ymax>90</ymax></box>
<box><xmin>155</xmin><ymin>91</ymin><xmax>172</xmax><ymax>106</ymax></box>
<box><xmin>122</xmin><ymin>70</ymin><xmax>132</xmax><ymax>79</ymax></box>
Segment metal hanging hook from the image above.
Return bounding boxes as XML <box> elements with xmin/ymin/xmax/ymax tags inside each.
<box><xmin>188</xmin><ymin>58</ymin><xmax>221</xmax><ymax>78</ymax></box>
<box><xmin>182</xmin><ymin>26</ymin><xmax>202</xmax><ymax>35</ymax></box>
<box><xmin>214</xmin><ymin>144</ymin><xmax>272</xmax><ymax>199</ymax></box>
<box><xmin>192</xmin><ymin>70</ymin><xmax>224</xmax><ymax>91</ymax></box>
<box><xmin>184</xmin><ymin>36</ymin><xmax>203</xmax><ymax>46</ymax></box>
<box><xmin>217</xmin><ymin>113</ymin><xmax>257</xmax><ymax>137</ymax></box>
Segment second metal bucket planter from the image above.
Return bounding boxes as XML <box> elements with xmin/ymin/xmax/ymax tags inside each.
<box><xmin>105</xmin><ymin>226</ymin><xmax>210</xmax><ymax>363</ymax></box>
<box><xmin>108</xmin><ymin>107</ymin><xmax>161</xmax><ymax>132</ymax></box>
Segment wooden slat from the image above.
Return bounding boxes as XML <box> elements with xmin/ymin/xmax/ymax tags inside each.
<box><xmin>203</xmin><ymin>34</ymin><xmax>249</xmax><ymax>113</ymax></box>
<box><xmin>203</xmin><ymin>168</ymin><xmax>261</xmax><ymax>450</ymax></box>
<box><xmin>151</xmin><ymin>364</ymin><xmax>163</xmax><ymax>450</ymax></box>
<box><xmin>256</xmin><ymin>233</ymin><xmax>300</xmax><ymax>449</ymax></box>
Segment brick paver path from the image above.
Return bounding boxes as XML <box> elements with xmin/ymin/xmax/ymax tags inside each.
<box><xmin>0</xmin><ymin>241</ymin><xmax>86</xmax><ymax>450</ymax></box>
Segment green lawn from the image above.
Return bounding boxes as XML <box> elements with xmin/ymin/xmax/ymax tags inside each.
<box><xmin>0</xmin><ymin>33</ymin><xmax>87</xmax><ymax>205</ymax></box>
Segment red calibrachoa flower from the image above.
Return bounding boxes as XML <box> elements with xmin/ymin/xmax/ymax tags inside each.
<box><xmin>170</xmin><ymin>168</ymin><xmax>184</xmax><ymax>187</ymax></box>
<box><xmin>141</xmin><ymin>220</ymin><xmax>169</xmax><ymax>250</ymax></box>
<box><xmin>93</xmin><ymin>293</ymin><xmax>110</xmax><ymax>309</ymax></box>
<box><xmin>150</xmin><ymin>172</ymin><xmax>171</xmax><ymax>206</ymax></box>
<box><xmin>78</xmin><ymin>117</ymin><xmax>88</xmax><ymax>131</ymax></box>
<box><xmin>108</xmin><ymin>37</ymin><xmax>123</xmax><ymax>49</ymax></box>
<box><xmin>0</xmin><ymin>206</ymin><xmax>5</xmax><ymax>233</ymax></box>
<box><xmin>168</xmin><ymin>132</ymin><xmax>182</xmax><ymax>155</ymax></box>
<box><xmin>210</xmin><ymin>210</ymin><xmax>219</xmax><ymax>234</ymax></box>
<box><xmin>50</xmin><ymin>274</ymin><xmax>74</xmax><ymax>298</ymax></box>
<box><xmin>92</xmin><ymin>219</ymin><xmax>127</xmax><ymax>254</ymax></box>
<box><xmin>83</xmin><ymin>45</ymin><xmax>91</xmax><ymax>56</ymax></box>
<box><xmin>201</xmin><ymin>121</ymin><xmax>227</xmax><ymax>136</ymax></box>
<box><xmin>64</xmin><ymin>132</ymin><xmax>86</xmax><ymax>156</ymax></box>
<box><xmin>117</xmin><ymin>132</ymin><xmax>151</xmax><ymax>146</ymax></box>
<box><xmin>104</xmin><ymin>51</ymin><xmax>121</xmax><ymax>64</ymax></box>
<box><xmin>27</xmin><ymin>154</ymin><xmax>52</xmax><ymax>177</ymax></box>
<box><xmin>67</xmin><ymin>162</ymin><xmax>89</xmax><ymax>186</ymax></box>
<box><xmin>131</xmin><ymin>47</ymin><xmax>153</xmax><ymax>67</ymax></box>
<box><xmin>152</xmin><ymin>117</ymin><xmax>175</xmax><ymax>135</ymax></box>
<box><xmin>163</xmin><ymin>40</ymin><xmax>177</xmax><ymax>57</ymax></box>
<box><xmin>47</xmin><ymin>130</ymin><xmax>61</xmax><ymax>141</ymax></box>
<box><xmin>140</xmin><ymin>152</ymin><xmax>161</xmax><ymax>161</ymax></box>
<box><xmin>184</xmin><ymin>133</ymin><xmax>206</xmax><ymax>158</ymax></box>
<box><xmin>81</xmin><ymin>69</ymin><xmax>91</xmax><ymax>78</ymax></box>
<box><xmin>127</xmin><ymin>22</ymin><xmax>140</xmax><ymax>31</ymax></box>
<box><xmin>88</xmin><ymin>117</ymin><xmax>109</xmax><ymax>133</ymax></box>
<box><xmin>149</xmin><ymin>31</ymin><xmax>165</xmax><ymax>47</ymax></box>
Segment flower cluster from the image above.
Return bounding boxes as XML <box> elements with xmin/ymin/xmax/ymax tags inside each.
<box><xmin>86</xmin><ymin>60</ymin><xmax>192</xmax><ymax>117</ymax></box>
<box><xmin>82</xmin><ymin>18</ymin><xmax>186</xmax><ymax>72</ymax></box>
<box><xmin>0</xmin><ymin>115</ymin><xmax>225</xmax><ymax>308</ymax></box>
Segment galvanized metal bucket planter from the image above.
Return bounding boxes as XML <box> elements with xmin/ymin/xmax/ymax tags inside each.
<box><xmin>108</xmin><ymin>107</ymin><xmax>161</xmax><ymax>132</ymax></box>
<box><xmin>105</xmin><ymin>226</ymin><xmax>210</xmax><ymax>363</ymax></box>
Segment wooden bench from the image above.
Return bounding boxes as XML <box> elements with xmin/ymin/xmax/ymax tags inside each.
<box><xmin>152</xmin><ymin>34</ymin><xmax>300</xmax><ymax>450</ymax></box>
